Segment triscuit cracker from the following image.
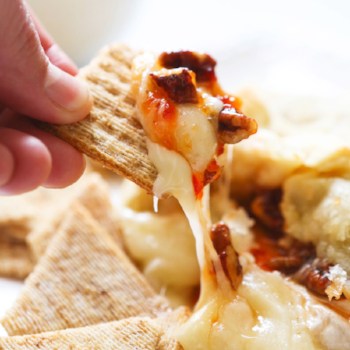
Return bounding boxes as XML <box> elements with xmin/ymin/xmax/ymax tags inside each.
<box><xmin>0</xmin><ymin>237</ymin><xmax>34</xmax><ymax>280</ymax></box>
<box><xmin>27</xmin><ymin>172</ymin><xmax>121</xmax><ymax>260</ymax></box>
<box><xmin>0</xmin><ymin>317</ymin><xmax>183</xmax><ymax>350</ymax></box>
<box><xmin>0</xmin><ymin>172</ymin><xmax>120</xmax><ymax>274</ymax></box>
<box><xmin>0</xmin><ymin>188</ymin><xmax>60</xmax><ymax>279</ymax></box>
<box><xmin>0</xmin><ymin>190</ymin><xmax>58</xmax><ymax>240</ymax></box>
<box><xmin>2</xmin><ymin>205</ymin><xmax>168</xmax><ymax>336</ymax></box>
<box><xmin>39</xmin><ymin>44</ymin><xmax>157</xmax><ymax>193</ymax></box>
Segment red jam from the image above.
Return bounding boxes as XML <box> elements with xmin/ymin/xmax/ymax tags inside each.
<box><xmin>143</xmin><ymin>51</ymin><xmax>249</xmax><ymax>199</ymax></box>
<box><xmin>218</xmin><ymin>95</ymin><xmax>242</xmax><ymax>111</ymax></box>
<box><xmin>250</xmin><ymin>231</ymin><xmax>282</xmax><ymax>272</ymax></box>
<box><xmin>141</xmin><ymin>82</ymin><xmax>177</xmax><ymax>150</ymax></box>
<box><xmin>192</xmin><ymin>160</ymin><xmax>221</xmax><ymax>198</ymax></box>
<box><xmin>192</xmin><ymin>173</ymin><xmax>204</xmax><ymax>199</ymax></box>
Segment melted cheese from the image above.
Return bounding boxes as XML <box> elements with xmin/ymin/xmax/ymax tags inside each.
<box><xmin>117</xmin><ymin>179</ymin><xmax>254</xmax><ymax>307</ymax></box>
<box><xmin>132</xmin><ymin>55</ymin><xmax>350</xmax><ymax>350</ymax></box>
<box><xmin>134</xmin><ymin>52</ymin><xmax>237</xmax><ymax>306</ymax></box>
<box><xmin>174</xmin><ymin>265</ymin><xmax>346</xmax><ymax>350</ymax></box>
<box><xmin>326</xmin><ymin>265</ymin><xmax>348</xmax><ymax>300</ymax></box>
<box><xmin>134</xmin><ymin>53</ymin><xmax>223</xmax><ymax>176</ymax></box>
<box><xmin>175</xmin><ymin>99</ymin><xmax>221</xmax><ymax>173</ymax></box>
<box><xmin>282</xmin><ymin>173</ymin><xmax>350</xmax><ymax>274</ymax></box>
<box><xmin>116</xmin><ymin>180</ymin><xmax>199</xmax><ymax>306</ymax></box>
<box><xmin>147</xmin><ymin>140</ymin><xmax>207</xmax><ymax>269</ymax></box>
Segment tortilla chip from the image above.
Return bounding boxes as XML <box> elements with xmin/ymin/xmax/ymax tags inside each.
<box><xmin>0</xmin><ymin>236</ymin><xmax>33</xmax><ymax>280</ymax></box>
<box><xmin>38</xmin><ymin>44</ymin><xmax>157</xmax><ymax>194</ymax></box>
<box><xmin>2</xmin><ymin>205</ymin><xmax>168</xmax><ymax>336</ymax></box>
<box><xmin>27</xmin><ymin>172</ymin><xmax>121</xmax><ymax>260</ymax></box>
<box><xmin>0</xmin><ymin>317</ymin><xmax>183</xmax><ymax>350</ymax></box>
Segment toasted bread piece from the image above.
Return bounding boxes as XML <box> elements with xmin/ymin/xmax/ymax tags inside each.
<box><xmin>27</xmin><ymin>172</ymin><xmax>121</xmax><ymax>260</ymax></box>
<box><xmin>0</xmin><ymin>317</ymin><xmax>183</xmax><ymax>350</ymax></box>
<box><xmin>38</xmin><ymin>44</ymin><xmax>157</xmax><ymax>193</ymax></box>
<box><xmin>2</xmin><ymin>205</ymin><xmax>168</xmax><ymax>336</ymax></box>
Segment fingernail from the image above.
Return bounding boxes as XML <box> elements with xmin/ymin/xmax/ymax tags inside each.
<box><xmin>45</xmin><ymin>63</ymin><xmax>91</xmax><ymax>113</ymax></box>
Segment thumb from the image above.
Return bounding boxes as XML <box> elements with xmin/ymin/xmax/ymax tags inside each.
<box><xmin>0</xmin><ymin>0</ymin><xmax>92</xmax><ymax>124</ymax></box>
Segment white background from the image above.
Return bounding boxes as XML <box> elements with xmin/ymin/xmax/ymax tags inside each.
<box><xmin>28</xmin><ymin>0</ymin><xmax>350</xmax><ymax>92</ymax></box>
<box><xmin>1</xmin><ymin>0</ymin><xmax>350</xmax><ymax>336</ymax></box>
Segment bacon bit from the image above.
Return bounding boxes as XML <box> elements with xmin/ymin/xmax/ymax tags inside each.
<box><xmin>294</xmin><ymin>259</ymin><xmax>333</xmax><ymax>297</ymax></box>
<box><xmin>150</xmin><ymin>69</ymin><xmax>198</xmax><ymax>104</ymax></box>
<box><xmin>158</xmin><ymin>51</ymin><xmax>217</xmax><ymax>83</ymax></box>
<box><xmin>218</xmin><ymin>104</ymin><xmax>258</xmax><ymax>144</ymax></box>
<box><xmin>251</xmin><ymin>189</ymin><xmax>284</xmax><ymax>234</ymax></box>
<box><xmin>210</xmin><ymin>222</ymin><xmax>242</xmax><ymax>290</ymax></box>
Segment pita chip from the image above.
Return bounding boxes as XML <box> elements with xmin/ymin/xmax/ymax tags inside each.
<box><xmin>2</xmin><ymin>205</ymin><xmax>168</xmax><ymax>336</ymax></box>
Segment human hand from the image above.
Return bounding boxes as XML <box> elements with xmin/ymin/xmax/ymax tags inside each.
<box><xmin>0</xmin><ymin>0</ymin><xmax>92</xmax><ymax>195</ymax></box>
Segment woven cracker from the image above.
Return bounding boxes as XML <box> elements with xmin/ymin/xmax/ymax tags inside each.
<box><xmin>2</xmin><ymin>204</ymin><xmax>169</xmax><ymax>336</ymax></box>
<box><xmin>0</xmin><ymin>173</ymin><xmax>106</xmax><ymax>242</ymax></box>
<box><xmin>156</xmin><ymin>307</ymin><xmax>190</xmax><ymax>350</ymax></box>
<box><xmin>0</xmin><ymin>237</ymin><xmax>33</xmax><ymax>280</ymax></box>
<box><xmin>0</xmin><ymin>186</ymin><xmax>61</xmax><ymax>242</ymax></box>
<box><xmin>0</xmin><ymin>187</ymin><xmax>66</xmax><ymax>279</ymax></box>
<box><xmin>27</xmin><ymin>172</ymin><xmax>121</xmax><ymax>260</ymax></box>
<box><xmin>0</xmin><ymin>317</ymin><xmax>183</xmax><ymax>350</ymax></box>
<box><xmin>0</xmin><ymin>189</ymin><xmax>58</xmax><ymax>240</ymax></box>
<box><xmin>39</xmin><ymin>44</ymin><xmax>157</xmax><ymax>193</ymax></box>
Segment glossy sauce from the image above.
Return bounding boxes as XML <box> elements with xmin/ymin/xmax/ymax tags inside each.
<box><xmin>250</xmin><ymin>226</ymin><xmax>283</xmax><ymax>272</ymax></box>
<box><xmin>141</xmin><ymin>60</ymin><xmax>228</xmax><ymax>199</ymax></box>
<box><xmin>141</xmin><ymin>81</ymin><xmax>177</xmax><ymax>150</ymax></box>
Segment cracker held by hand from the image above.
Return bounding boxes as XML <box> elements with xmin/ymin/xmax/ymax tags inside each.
<box><xmin>39</xmin><ymin>44</ymin><xmax>157</xmax><ymax>193</ymax></box>
<box><xmin>39</xmin><ymin>45</ymin><xmax>257</xmax><ymax>195</ymax></box>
